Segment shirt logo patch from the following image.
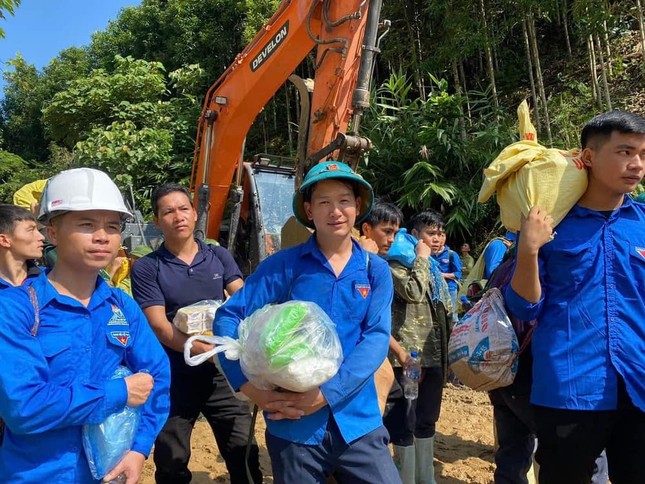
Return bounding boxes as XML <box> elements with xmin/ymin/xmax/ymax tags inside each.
<box><xmin>213</xmin><ymin>273</ymin><xmax>222</xmax><ymax>280</ymax></box>
<box><xmin>110</xmin><ymin>331</ymin><xmax>130</xmax><ymax>347</ymax></box>
<box><xmin>355</xmin><ymin>283</ymin><xmax>371</xmax><ymax>299</ymax></box>
<box><xmin>636</xmin><ymin>247</ymin><xmax>645</xmax><ymax>261</ymax></box>
<box><xmin>107</xmin><ymin>304</ymin><xmax>129</xmax><ymax>326</ymax></box>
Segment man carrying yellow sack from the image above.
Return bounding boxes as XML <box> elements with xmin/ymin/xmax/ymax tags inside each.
<box><xmin>478</xmin><ymin>100</ymin><xmax>588</xmax><ymax>231</ymax></box>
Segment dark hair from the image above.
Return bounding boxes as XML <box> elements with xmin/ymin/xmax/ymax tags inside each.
<box><xmin>151</xmin><ymin>183</ymin><xmax>192</xmax><ymax>216</ymax></box>
<box><xmin>302</xmin><ymin>179</ymin><xmax>360</xmax><ymax>203</ymax></box>
<box><xmin>363</xmin><ymin>201</ymin><xmax>403</xmax><ymax>227</ymax></box>
<box><xmin>0</xmin><ymin>204</ymin><xmax>37</xmax><ymax>235</ymax></box>
<box><xmin>581</xmin><ymin>111</ymin><xmax>645</xmax><ymax>149</ymax></box>
<box><xmin>409</xmin><ymin>209</ymin><xmax>444</xmax><ymax>233</ymax></box>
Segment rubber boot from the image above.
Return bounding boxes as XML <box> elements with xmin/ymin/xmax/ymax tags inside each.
<box><xmin>415</xmin><ymin>437</ymin><xmax>436</xmax><ymax>484</ymax></box>
<box><xmin>392</xmin><ymin>444</ymin><xmax>416</xmax><ymax>484</ymax></box>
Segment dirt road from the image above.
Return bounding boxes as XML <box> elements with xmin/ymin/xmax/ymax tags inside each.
<box><xmin>141</xmin><ymin>384</ymin><xmax>496</xmax><ymax>483</ymax></box>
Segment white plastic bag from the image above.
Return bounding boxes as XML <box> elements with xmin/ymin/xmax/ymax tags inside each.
<box><xmin>82</xmin><ymin>366</ymin><xmax>141</xmax><ymax>479</ymax></box>
<box><xmin>448</xmin><ymin>288</ymin><xmax>519</xmax><ymax>391</ymax></box>
<box><xmin>185</xmin><ymin>301</ymin><xmax>343</xmax><ymax>393</ymax></box>
<box><xmin>173</xmin><ymin>299</ymin><xmax>222</xmax><ymax>335</ymax></box>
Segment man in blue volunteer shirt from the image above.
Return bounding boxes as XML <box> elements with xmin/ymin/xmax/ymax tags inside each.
<box><xmin>0</xmin><ymin>168</ymin><xmax>170</xmax><ymax>483</ymax></box>
<box><xmin>131</xmin><ymin>183</ymin><xmax>262</xmax><ymax>484</ymax></box>
<box><xmin>507</xmin><ymin>111</ymin><xmax>645</xmax><ymax>483</ymax></box>
<box><xmin>0</xmin><ymin>204</ymin><xmax>44</xmax><ymax>289</ymax></box>
<box><xmin>215</xmin><ymin>162</ymin><xmax>401</xmax><ymax>483</ymax></box>
<box><xmin>483</xmin><ymin>230</ymin><xmax>516</xmax><ymax>278</ymax></box>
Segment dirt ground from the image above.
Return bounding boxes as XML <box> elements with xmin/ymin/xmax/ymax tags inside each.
<box><xmin>141</xmin><ymin>384</ymin><xmax>496</xmax><ymax>483</ymax></box>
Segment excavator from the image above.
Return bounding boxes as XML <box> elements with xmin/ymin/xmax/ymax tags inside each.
<box><xmin>189</xmin><ymin>0</ymin><xmax>389</xmax><ymax>274</ymax></box>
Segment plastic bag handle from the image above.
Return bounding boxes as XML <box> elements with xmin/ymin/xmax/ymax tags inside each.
<box><xmin>183</xmin><ymin>334</ymin><xmax>242</xmax><ymax>366</ymax></box>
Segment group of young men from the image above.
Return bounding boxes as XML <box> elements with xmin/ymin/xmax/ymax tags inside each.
<box><xmin>0</xmin><ymin>108</ymin><xmax>643</xmax><ymax>484</ymax></box>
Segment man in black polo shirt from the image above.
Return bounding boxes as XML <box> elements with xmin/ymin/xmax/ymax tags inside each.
<box><xmin>0</xmin><ymin>204</ymin><xmax>43</xmax><ymax>289</ymax></box>
<box><xmin>131</xmin><ymin>183</ymin><xmax>262</xmax><ymax>484</ymax></box>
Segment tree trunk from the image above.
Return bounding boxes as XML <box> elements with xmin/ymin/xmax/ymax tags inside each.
<box><xmin>413</xmin><ymin>2</ymin><xmax>428</xmax><ymax>98</ymax></box>
<box><xmin>522</xmin><ymin>18</ymin><xmax>541</xmax><ymax>133</ymax></box>
<box><xmin>452</xmin><ymin>60</ymin><xmax>468</xmax><ymax>141</ymax></box>
<box><xmin>562</xmin><ymin>0</ymin><xmax>572</xmax><ymax>56</ymax></box>
<box><xmin>636</xmin><ymin>0</ymin><xmax>645</xmax><ymax>69</ymax></box>
<box><xmin>602</xmin><ymin>20</ymin><xmax>612</xmax><ymax>76</ymax></box>
<box><xmin>458</xmin><ymin>61</ymin><xmax>473</xmax><ymax>125</ymax></box>
<box><xmin>594</xmin><ymin>33</ymin><xmax>612</xmax><ymax>110</ymax></box>
<box><xmin>479</xmin><ymin>0</ymin><xmax>499</xmax><ymax>110</ymax></box>
<box><xmin>528</xmin><ymin>13</ymin><xmax>552</xmax><ymax>145</ymax></box>
<box><xmin>588</xmin><ymin>34</ymin><xmax>603</xmax><ymax>110</ymax></box>
<box><xmin>285</xmin><ymin>85</ymin><xmax>294</xmax><ymax>156</ymax></box>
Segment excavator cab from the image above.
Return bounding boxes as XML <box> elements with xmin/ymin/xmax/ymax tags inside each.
<box><xmin>229</xmin><ymin>156</ymin><xmax>300</xmax><ymax>276</ymax></box>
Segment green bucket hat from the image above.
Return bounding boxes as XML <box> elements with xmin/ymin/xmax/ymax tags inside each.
<box><xmin>292</xmin><ymin>161</ymin><xmax>373</xmax><ymax>229</ymax></box>
<box><xmin>130</xmin><ymin>244</ymin><xmax>153</xmax><ymax>259</ymax></box>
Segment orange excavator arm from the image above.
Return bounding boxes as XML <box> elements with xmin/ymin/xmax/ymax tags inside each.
<box><xmin>190</xmin><ymin>0</ymin><xmax>385</xmax><ymax>240</ymax></box>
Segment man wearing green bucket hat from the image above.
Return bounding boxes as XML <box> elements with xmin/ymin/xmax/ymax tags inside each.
<box><xmin>215</xmin><ymin>161</ymin><xmax>401</xmax><ymax>483</ymax></box>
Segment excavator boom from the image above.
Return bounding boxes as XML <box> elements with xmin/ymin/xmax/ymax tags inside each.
<box><xmin>190</xmin><ymin>0</ymin><xmax>383</xmax><ymax>241</ymax></box>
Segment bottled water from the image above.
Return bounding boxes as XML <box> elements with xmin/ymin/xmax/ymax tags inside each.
<box><xmin>403</xmin><ymin>351</ymin><xmax>421</xmax><ymax>400</ymax></box>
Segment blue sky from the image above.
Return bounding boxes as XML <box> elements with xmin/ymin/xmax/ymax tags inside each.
<box><xmin>0</xmin><ymin>0</ymin><xmax>141</xmax><ymax>87</ymax></box>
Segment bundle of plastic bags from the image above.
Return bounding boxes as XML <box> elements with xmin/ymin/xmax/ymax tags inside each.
<box><xmin>448</xmin><ymin>288</ymin><xmax>519</xmax><ymax>391</ymax></box>
<box><xmin>478</xmin><ymin>100</ymin><xmax>588</xmax><ymax>232</ymax></box>
<box><xmin>185</xmin><ymin>301</ymin><xmax>343</xmax><ymax>393</ymax></box>
<box><xmin>83</xmin><ymin>366</ymin><xmax>140</xmax><ymax>480</ymax></box>
<box><xmin>386</xmin><ymin>228</ymin><xmax>454</xmax><ymax>314</ymax></box>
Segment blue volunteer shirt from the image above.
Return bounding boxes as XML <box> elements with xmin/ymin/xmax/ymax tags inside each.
<box><xmin>505</xmin><ymin>197</ymin><xmax>645</xmax><ymax>412</ymax></box>
<box><xmin>0</xmin><ymin>272</ymin><xmax>170</xmax><ymax>483</ymax></box>
<box><xmin>431</xmin><ymin>245</ymin><xmax>462</xmax><ymax>292</ymax></box>
<box><xmin>0</xmin><ymin>261</ymin><xmax>41</xmax><ymax>290</ymax></box>
<box><xmin>215</xmin><ymin>235</ymin><xmax>393</xmax><ymax>445</ymax></box>
<box><xmin>483</xmin><ymin>232</ymin><xmax>516</xmax><ymax>278</ymax></box>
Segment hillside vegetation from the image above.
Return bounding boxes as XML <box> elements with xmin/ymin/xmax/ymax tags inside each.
<box><xmin>1</xmin><ymin>0</ymin><xmax>643</xmax><ymax>247</ymax></box>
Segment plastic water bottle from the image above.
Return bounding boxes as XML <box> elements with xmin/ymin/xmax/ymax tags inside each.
<box><xmin>404</xmin><ymin>351</ymin><xmax>421</xmax><ymax>400</ymax></box>
<box><xmin>460</xmin><ymin>295</ymin><xmax>474</xmax><ymax>312</ymax></box>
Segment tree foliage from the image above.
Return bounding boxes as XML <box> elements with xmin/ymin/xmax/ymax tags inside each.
<box><xmin>0</xmin><ymin>0</ymin><xmax>643</xmax><ymax>240</ymax></box>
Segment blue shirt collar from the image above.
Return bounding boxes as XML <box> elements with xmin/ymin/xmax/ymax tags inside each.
<box><xmin>299</xmin><ymin>234</ymin><xmax>369</xmax><ymax>275</ymax></box>
<box><xmin>568</xmin><ymin>195</ymin><xmax>636</xmax><ymax>221</ymax></box>
<box><xmin>29</xmin><ymin>270</ymin><xmax>114</xmax><ymax>311</ymax></box>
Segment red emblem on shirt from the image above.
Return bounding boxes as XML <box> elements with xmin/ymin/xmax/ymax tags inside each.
<box><xmin>355</xmin><ymin>284</ymin><xmax>370</xmax><ymax>298</ymax></box>
<box><xmin>636</xmin><ymin>247</ymin><xmax>645</xmax><ymax>261</ymax></box>
<box><xmin>111</xmin><ymin>331</ymin><xmax>130</xmax><ymax>346</ymax></box>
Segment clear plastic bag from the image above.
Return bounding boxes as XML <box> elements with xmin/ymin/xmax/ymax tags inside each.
<box><xmin>185</xmin><ymin>301</ymin><xmax>343</xmax><ymax>393</ymax></box>
<box><xmin>448</xmin><ymin>288</ymin><xmax>519</xmax><ymax>391</ymax></box>
<box><xmin>82</xmin><ymin>366</ymin><xmax>141</xmax><ymax>479</ymax></box>
<box><xmin>173</xmin><ymin>299</ymin><xmax>222</xmax><ymax>335</ymax></box>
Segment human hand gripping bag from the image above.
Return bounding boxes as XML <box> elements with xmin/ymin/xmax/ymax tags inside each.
<box><xmin>478</xmin><ymin>100</ymin><xmax>588</xmax><ymax>232</ymax></box>
<box><xmin>184</xmin><ymin>300</ymin><xmax>343</xmax><ymax>393</ymax></box>
<box><xmin>82</xmin><ymin>366</ymin><xmax>141</xmax><ymax>480</ymax></box>
<box><xmin>448</xmin><ymin>288</ymin><xmax>519</xmax><ymax>391</ymax></box>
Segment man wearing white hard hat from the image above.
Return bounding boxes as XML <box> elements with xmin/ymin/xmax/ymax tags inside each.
<box><xmin>0</xmin><ymin>167</ymin><xmax>171</xmax><ymax>483</ymax></box>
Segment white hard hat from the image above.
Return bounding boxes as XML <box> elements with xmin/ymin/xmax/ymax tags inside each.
<box><xmin>38</xmin><ymin>168</ymin><xmax>133</xmax><ymax>223</ymax></box>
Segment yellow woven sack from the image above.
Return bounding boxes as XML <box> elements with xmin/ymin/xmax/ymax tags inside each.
<box><xmin>478</xmin><ymin>101</ymin><xmax>588</xmax><ymax>232</ymax></box>
<box><xmin>13</xmin><ymin>179</ymin><xmax>48</xmax><ymax>209</ymax></box>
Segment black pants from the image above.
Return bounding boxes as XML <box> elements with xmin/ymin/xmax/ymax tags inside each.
<box><xmin>534</xmin><ymin>380</ymin><xmax>645</xmax><ymax>484</ymax></box>
<box><xmin>384</xmin><ymin>366</ymin><xmax>444</xmax><ymax>446</ymax></box>
<box><xmin>489</xmin><ymin>348</ymin><xmax>536</xmax><ymax>484</ymax></box>
<box><xmin>489</xmin><ymin>385</ymin><xmax>536</xmax><ymax>484</ymax></box>
<box><xmin>154</xmin><ymin>356</ymin><xmax>262</xmax><ymax>484</ymax></box>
